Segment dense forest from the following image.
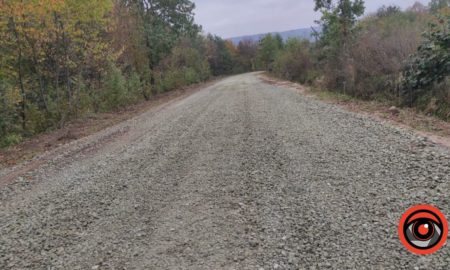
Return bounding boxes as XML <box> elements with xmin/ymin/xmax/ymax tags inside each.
<box><xmin>0</xmin><ymin>0</ymin><xmax>449</xmax><ymax>147</ymax></box>
<box><xmin>0</xmin><ymin>0</ymin><xmax>251</xmax><ymax>147</ymax></box>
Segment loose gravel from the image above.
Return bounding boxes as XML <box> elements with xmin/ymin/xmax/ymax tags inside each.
<box><xmin>0</xmin><ymin>73</ymin><xmax>449</xmax><ymax>269</ymax></box>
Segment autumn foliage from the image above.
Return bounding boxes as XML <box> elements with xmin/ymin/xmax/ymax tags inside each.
<box><xmin>262</xmin><ymin>0</ymin><xmax>450</xmax><ymax>121</ymax></box>
<box><xmin>0</xmin><ymin>0</ymin><xmax>248</xmax><ymax>147</ymax></box>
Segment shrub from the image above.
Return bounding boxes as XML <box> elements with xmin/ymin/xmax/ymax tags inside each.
<box><xmin>402</xmin><ymin>15</ymin><xmax>450</xmax><ymax>102</ymax></box>
<box><xmin>156</xmin><ymin>39</ymin><xmax>211</xmax><ymax>92</ymax></box>
<box><xmin>349</xmin><ymin>9</ymin><xmax>430</xmax><ymax>100</ymax></box>
<box><xmin>126</xmin><ymin>71</ymin><xmax>143</xmax><ymax>105</ymax></box>
<box><xmin>272</xmin><ymin>39</ymin><xmax>316</xmax><ymax>84</ymax></box>
<box><xmin>0</xmin><ymin>134</ymin><xmax>23</xmax><ymax>148</ymax></box>
<box><xmin>101</xmin><ymin>63</ymin><xmax>127</xmax><ymax>111</ymax></box>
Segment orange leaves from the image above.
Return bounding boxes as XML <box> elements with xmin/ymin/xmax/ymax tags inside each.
<box><xmin>225</xmin><ymin>40</ymin><xmax>238</xmax><ymax>57</ymax></box>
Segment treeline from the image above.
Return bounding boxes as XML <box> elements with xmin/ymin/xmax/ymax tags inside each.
<box><xmin>0</xmin><ymin>0</ymin><xmax>251</xmax><ymax>147</ymax></box>
<box><xmin>1</xmin><ymin>1</ymin><xmax>449</xmax><ymax>147</ymax></box>
<box><xmin>256</xmin><ymin>0</ymin><xmax>450</xmax><ymax>121</ymax></box>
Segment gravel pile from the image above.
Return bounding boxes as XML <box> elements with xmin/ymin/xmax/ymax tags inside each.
<box><xmin>0</xmin><ymin>73</ymin><xmax>449</xmax><ymax>269</ymax></box>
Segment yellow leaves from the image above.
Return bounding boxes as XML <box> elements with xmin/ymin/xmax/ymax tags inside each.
<box><xmin>438</xmin><ymin>7</ymin><xmax>450</xmax><ymax>16</ymax></box>
<box><xmin>225</xmin><ymin>40</ymin><xmax>238</xmax><ymax>57</ymax></box>
<box><xmin>1</xmin><ymin>0</ymin><xmax>58</xmax><ymax>20</ymax></box>
<box><xmin>5</xmin><ymin>86</ymin><xmax>22</xmax><ymax>106</ymax></box>
<box><xmin>0</xmin><ymin>0</ymin><xmax>113</xmax><ymax>34</ymax></box>
<box><xmin>61</xmin><ymin>0</ymin><xmax>113</xmax><ymax>24</ymax></box>
<box><xmin>0</xmin><ymin>0</ymin><xmax>113</xmax><ymax>51</ymax></box>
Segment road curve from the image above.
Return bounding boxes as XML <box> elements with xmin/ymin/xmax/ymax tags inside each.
<box><xmin>1</xmin><ymin>73</ymin><xmax>450</xmax><ymax>269</ymax></box>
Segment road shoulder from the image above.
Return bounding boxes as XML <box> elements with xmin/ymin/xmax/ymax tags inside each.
<box><xmin>0</xmin><ymin>78</ymin><xmax>221</xmax><ymax>186</ymax></box>
<box><xmin>259</xmin><ymin>73</ymin><xmax>450</xmax><ymax>150</ymax></box>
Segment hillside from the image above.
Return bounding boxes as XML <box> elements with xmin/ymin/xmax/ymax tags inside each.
<box><xmin>228</xmin><ymin>27</ymin><xmax>317</xmax><ymax>44</ymax></box>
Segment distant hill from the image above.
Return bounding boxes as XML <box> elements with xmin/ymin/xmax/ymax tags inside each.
<box><xmin>228</xmin><ymin>27</ymin><xmax>318</xmax><ymax>45</ymax></box>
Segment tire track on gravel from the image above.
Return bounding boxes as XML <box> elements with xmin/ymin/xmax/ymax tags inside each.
<box><xmin>1</xmin><ymin>73</ymin><xmax>450</xmax><ymax>270</ymax></box>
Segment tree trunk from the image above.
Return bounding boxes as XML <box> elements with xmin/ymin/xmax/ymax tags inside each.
<box><xmin>18</xmin><ymin>47</ymin><xmax>26</xmax><ymax>131</ymax></box>
<box><xmin>10</xmin><ymin>18</ymin><xmax>27</xmax><ymax>131</ymax></box>
<box><xmin>25</xmin><ymin>34</ymin><xmax>49</xmax><ymax>114</ymax></box>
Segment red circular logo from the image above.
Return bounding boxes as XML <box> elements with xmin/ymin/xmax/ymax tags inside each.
<box><xmin>399</xmin><ymin>204</ymin><xmax>448</xmax><ymax>255</ymax></box>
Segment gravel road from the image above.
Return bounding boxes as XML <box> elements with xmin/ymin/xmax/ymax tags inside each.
<box><xmin>1</xmin><ymin>73</ymin><xmax>450</xmax><ymax>269</ymax></box>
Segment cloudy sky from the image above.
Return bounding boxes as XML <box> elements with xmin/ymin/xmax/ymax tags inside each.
<box><xmin>193</xmin><ymin>0</ymin><xmax>430</xmax><ymax>38</ymax></box>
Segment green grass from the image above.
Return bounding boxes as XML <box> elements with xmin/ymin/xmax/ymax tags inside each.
<box><xmin>0</xmin><ymin>134</ymin><xmax>23</xmax><ymax>148</ymax></box>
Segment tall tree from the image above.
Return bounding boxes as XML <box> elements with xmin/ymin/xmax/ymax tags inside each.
<box><xmin>205</xmin><ymin>35</ymin><xmax>235</xmax><ymax>75</ymax></box>
<box><xmin>403</xmin><ymin>14</ymin><xmax>450</xmax><ymax>103</ymax></box>
<box><xmin>429</xmin><ymin>0</ymin><xmax>450</xmax><ymax>13</ymax></box>
<box><xmin>0</xmin><ymin>0</ymin><xmax>113</xmax><ymax>131</ymax></box>
<box><xmin>237</xmin><ymin>40</ymin><xmax>258</xmax><ymax>72</ymax></box>
<box><xmin>314</xmin><ymin>0</ymin><xmax>365</xmax><ymax>91</ymax></box>
<box><xmin>142</xmin><ymin>0</ymin><xmax>200</xmax><ymax>89</ymax></box>
<box><xmin>257</xmin><ymin>34</ymin><xmax>283</xmax><ymax>70</ymax></box>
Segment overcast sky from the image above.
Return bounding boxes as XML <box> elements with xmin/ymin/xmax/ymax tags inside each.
<box><xmin>193</xmin><ymin>0</ymin><xmax>430</xmax><ymax>38</ymax></box>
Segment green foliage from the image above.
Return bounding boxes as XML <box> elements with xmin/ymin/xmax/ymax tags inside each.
<box><xmin>257</xmin><ymin>34</ymin><xmax>284</xmax><ymax>70</ymax></box>
<box><xmin>236</xmin><ymin>40</ymin><xmax>258</xmax><ymax>72</ymax></box>
<box><xmin>0</xmin><ymin>0</ymin><xmax>230</xmax><ymax>146</ymax></box>
<box><xmin>4</xmin><ymin>0</ymin><xmax>449</xmax><ymax>148</ymax></box>
<box><xmin>314</xmin><ymin>0</ymin><xmax>365</xmax><ymax>91</ymax></box>
<box><xmin>403</xmin><ymin>15</ymin><xmax>450</xmax><ymax>100</ymax></box>
<box><xmin>206</xmin><ymin>35</ymin><xmax>236</xmax><ymax>76</ymax></box>
<box><xmin>142</xmin><ymin>0</ymin><xmax>200</xmax><ymax>68</ymax></box>
<box><xmin>401</xmin><ymin>14</ymin><xmax>450</xmax><ymax>117</ymax></box>
<box><xmin>0</xmin><ymin>134</ymin><xmax>22</xmax><ymax>148</ymax></box>
<box><xmin>156</xmin><ymin>37</ymin><xmax>211</xmax><ymax>92</ymax></box>
<box><xmin>429</xmin><ymin>0</ymin><xmax>450</xmax><ymax>13</ymax></box>
<box><xmin>0</xmin><ymin>78</ymin><xmax>19</xmax><ymax>140</ymax></box>
<box><xmin>272</xmin><ymin>39</ymin><xmax>316</xmax><ymax>84</ymax></box>
<box><xmin>126</xmin><ymin>72</ymin><xmax>143</xmax><ymax>104</ymax></box>
<box><xmin>101</xmin><ymin>63</ymin><xmax>127</xmax><ymax>111</ymax></box>
<box><xmin>0</xmin><ymin>0</ymin><xmax>113</xmax><ymax>133</ymax></box>
<box><xmin>349</xmin><ymin>8</ymin><xmax>429</xmax><ymax>99</ymax></box>
<box><xmin>314</xmin><ymin>0</ymin><xmax>365</xmax><ymax>47</ymax></box>
<box><xmin>376</xmin><ymin>5</ymin><xmax>401</xmax><ymax>17</ymax></box>
<box><xmin>264</xmin><ymin>3</ymin><xmax>449</xmax><ymax>120</ymax></box>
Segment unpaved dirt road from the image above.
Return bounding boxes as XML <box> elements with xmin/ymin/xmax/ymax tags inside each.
<box><xmin>1</xmin><ymin>73</ymin><xmax>450</xmax><ymax>269</ymax></box>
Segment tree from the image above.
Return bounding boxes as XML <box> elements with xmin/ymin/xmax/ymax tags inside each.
<box><xmin>314</xmin><ymin>0</ymin><xmax>365</xmax><ymax>41</ymax></box>
<box><xmin>0</xmin><ymin>0</ymin><xmax>250</xmax><ymax>147</ymax></box>
<box><xmin>429</xmin><ymin>0</ymin><xmax>450</xmax><ymax>13</ymax></box>
<box><xmin>141</xmin><ymin>0</ymin><xmax>200</xmax><ymax>87</ymax></box>
<box><xmin>376</xmin><ymin>5</ymin><xmax>401</xmax><ymax>17</ymax></box>
<box><xmin>0</xmin><ymin>0</ymin><xmax>113</xmax><ymax>129</ymax></box>
<box><xmin>314</xmin><ymin>0</ymin><xmax>365</xmax><ymax>91</ymax></box>
<box><xmin>272</xmin><ymin>39</ymin><xmax>315</xmax><ymax>84</ymax></box>
<box><xmin>350</xmin><ymin>8</ymin><xmax>429</xmax><ymax>99</ymax></box>
<box><xmin>112</xmin><ymin>0</ymin><xmax>200</xmax><ymax>95</ymax></box>
<box><xmin>403</xmin><ymin>14</ymin><xmax>450</xmax><ymax>103</ymax></box>
<box><xmin>155</xmin><ymin>36</ymin><xmax>210</xmax><ymax>91</ymax></box>
<box><xmin>111</xmin><ymin>1</ymin><xmax>151</xmax><ymax>98</ymax></box>
<box><xmin>205</xmin><ymin>35</ymin><xmax>235</xmax><ymax>75</ymax></box>
<box><xmin>257</xmin><ymin>34</ymin><xmax>283</xmax><ymax>70</ymax></box>
<box><xmin>237</xmin><ymin>40</ymin><xmax>258</xmax><ymax>72</ymax></box>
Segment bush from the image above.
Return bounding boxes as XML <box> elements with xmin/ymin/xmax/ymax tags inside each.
<box><xmin>349</xmin><ymin>9</ymin><xmax>430</xmax><ymax>100</ymax></box>
<box><xmin>158</xmin><ymin>69</ymin><xmax>185</xmax><ymax>92</ymax></box>
<box><xmin>272</xmin><ymin>39</ymin><xmax>316</xmax><ymax>84</ymax></box>
<box><xmin>156</xmin><ymin>39</ymin><xmax>211</xmax><ymax>92</ymax></box>
<box><xmin>25</xmin><ymin>104</ymin><xmax>49</xmax><ymax>135</ymax></box>
<box><xmin>0</xmin><ymin>134</ymin><xmax>22</xmax><ymax>148</ymax></box>
<box><xmin>413</xmin><ymin>79</ymin><xmax>450</xmax><ymax>120</ymax></box>
<box><xmin>126</xmin><ymin>72</ymin><xmax>143</xmax><ymax>105</ymax></box>
<box><xmin>184</xmin><ymin>67</ymin><xmax>200</xmax><ymax>84</ymax></box>
<box><xmin>101</xmin><ymin>63</ymin><xmax>127</xmax><ymax>111</ymax></box>
<box><xmin>402</xmin><ymin>15</ymin><xmax>450</xmax><ymax>103</ymax></box>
